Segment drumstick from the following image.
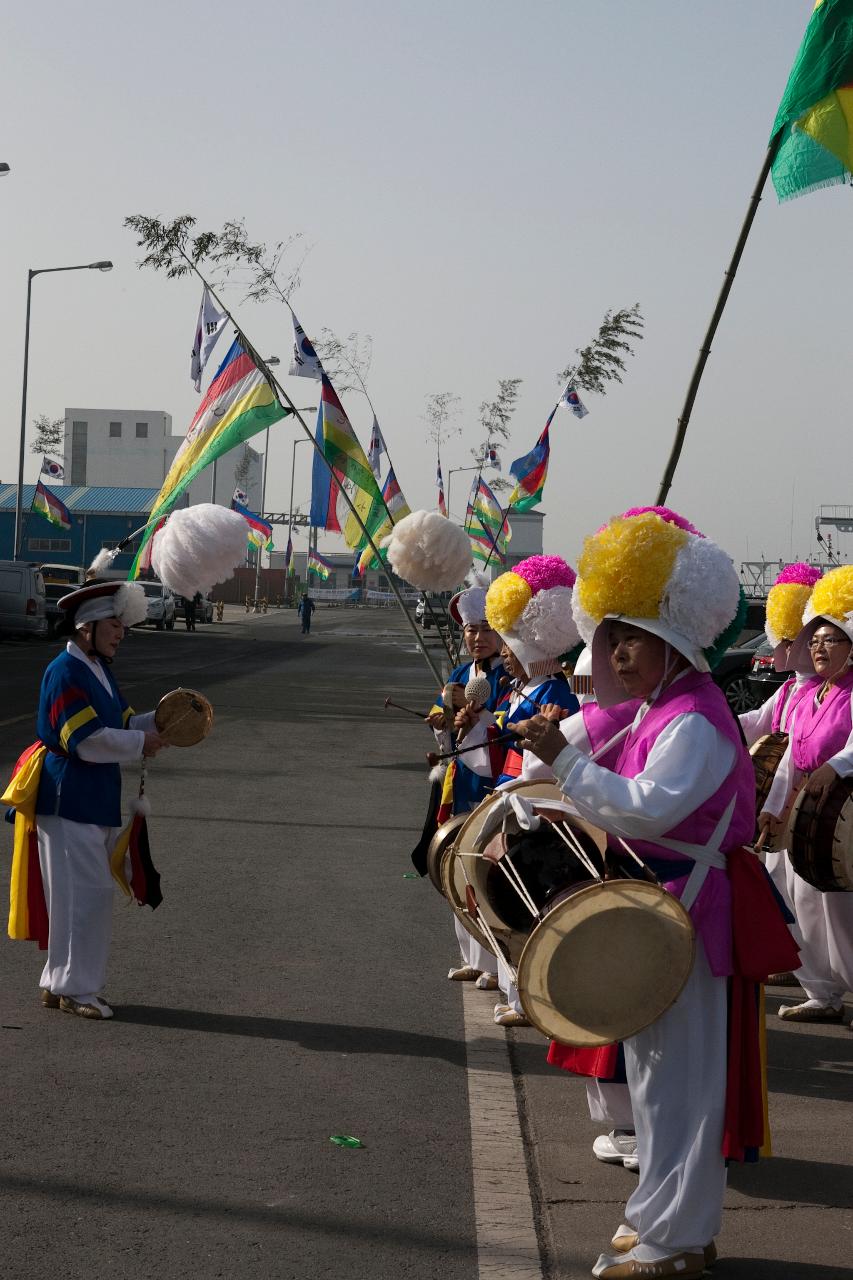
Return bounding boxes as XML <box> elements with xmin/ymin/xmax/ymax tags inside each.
<box><xmin>384</xmin><ymin>696</ymin><xmax>432</xmax><ymax>719</ymax></box>
<box><xmin>430</xmin><ymin>730</ymin><xmax>521</xmax><ymax>762</ymax></box>
<box><xmin>495</xmin><ymin>856</ymin><xmax>542</xmax><ymax>920</ymax></box>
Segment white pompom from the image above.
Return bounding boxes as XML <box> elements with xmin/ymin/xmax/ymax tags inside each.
<box><xmin>113</xmin><ymin>582</ymin><xmax>149</xmax><ymax>629</ymax></box>
<box><xmin>663</xmin><ymin>538</ymin><xmax>740</xmax><ymax>649</ymax></box>
<box><xmin>571</xmin><ymin>582</ymin><xmax>598</xmax><ymax>649</ymax></box>
<box><xmin>382</xmin><ymin>510</ymin><xmax>472</xmax><ymax>591</ymax></box>
<box><xmin>151</xmin><ymin>505</ymin><xmax>248</xmax><ymax>598</ymax></box>
<box><xmin>129</xmin><ymin>793</ymin><xmax>152</xmax><ymax>817</ymax></box>
<box><xmin>88</xmin><ymin>547</ymin><xmax>119</xmax><ymax>576</ymax></box>
<box><xmin>520</xmin><ymin>586</ymin><xmax>579</xmax><ymax>655</ymax></box>
<box><xmin>429</xmin><ymin>762</ymin><xmax>448</xmax><ymax>785</ymax></box>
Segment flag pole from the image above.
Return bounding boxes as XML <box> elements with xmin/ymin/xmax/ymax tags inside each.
<box><xmin>655</xmin><ymin>148</ymin><xmax>773</xmax><ymax>506</ymax></box>
<box><xmin>173</xmin><ymin>254</ymin><xmax>446</xmax><ymax>688</ymax></box>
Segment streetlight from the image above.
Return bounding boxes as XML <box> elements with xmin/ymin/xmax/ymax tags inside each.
<box><xmin>14</xmin><ymin>260</ymin><xmax>114</xmax><ymax>558</ymax></box>
<box><xmin>447</xmin><ymin>465</ymin><xmax>480</xmax><ymax>520</ymax></box>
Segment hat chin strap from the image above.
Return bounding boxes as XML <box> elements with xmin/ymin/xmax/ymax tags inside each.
<box><xmin>645</xmin><ymin>643</ymin><xmax>680</xmax><ymax>709</ymax></box>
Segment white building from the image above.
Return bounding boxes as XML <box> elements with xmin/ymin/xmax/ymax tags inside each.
<box><xmin>63</xmin><ymin>407</ymin><xmax>262</xmax><ymax>509</ymax></box>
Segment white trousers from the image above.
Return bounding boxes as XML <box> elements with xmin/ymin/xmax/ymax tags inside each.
<box><xmin>453</xmin><ymin>915</ymin><xmax>496</xmax><ymax>975</ymax></box>
<box><xmin>623</xmin><ymin>946</ymin><xmax>727</xmax><ymax>1258</ymax></box>
<box><xmin>37</xmin><ymin>815</ymin><xmax>118</xmax><ymax>1003</ymax></box>
<box><xmin>786</xmin><ymin>860</ymin><xmax>853</xmax><ymax>1005</ymax></box>
<box><xmin>586</xmin><ymin>1079</ymin><xmax>634</xmax><ymax>1129</ymax></box>
<box><xmin>496</xmin><ymin>953</ymin><xmax>524</xmax><ymax>1014</ymax></box>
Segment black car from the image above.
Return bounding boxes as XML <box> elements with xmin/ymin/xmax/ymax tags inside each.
<box><xmin>748</xmin><ymin>639</ymin><xmax>791</xmax><ymax>707</ymax></box>
<box><xmin>712</xmin><ymin>632</ymin><xmax>766</xmax><ymax>714</ymax></box>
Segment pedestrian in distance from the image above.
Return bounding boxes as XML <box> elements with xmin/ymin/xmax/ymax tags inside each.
<box><xmin>184</xmin><ymin>593</ymin><xmax>198</xmax><ymax>632</ymax></box>
<box><xmin>298</xmin><ymin>592</ymin><xmax>316</xmax><ymax>635</ymax></box>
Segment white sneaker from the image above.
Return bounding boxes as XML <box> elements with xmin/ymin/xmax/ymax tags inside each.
<box><xmin>593</xmin><ymin>1130</ymin><xmax>638</xmax><ymax>1169</ymax></box>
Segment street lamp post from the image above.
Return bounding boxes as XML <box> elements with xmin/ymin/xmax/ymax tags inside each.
<box><xmin>286</xmin><ymin>433</ymin><xmax>315</xmax><ymax>601</ymax></box>
<box><xmin>15</xmin><ymin>260</ymin><xmax>113</xmax><ymax>559</ymax></box>
<box><xmin>447</xmin><ymin>465</ymin><xmax>480</xmax><ymax>521</ymax></box>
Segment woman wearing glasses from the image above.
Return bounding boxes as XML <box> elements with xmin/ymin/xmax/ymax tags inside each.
<box><xmin>761</xmin><ymin>565</ymin><xmax>853</xmax><ymax>1025</ymax></box>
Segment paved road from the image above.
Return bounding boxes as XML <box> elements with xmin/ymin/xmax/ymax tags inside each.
<box><xmin>1</xmin><ymin>607</ymin><xmax>851</xmax><ymax>1279</ymax></box>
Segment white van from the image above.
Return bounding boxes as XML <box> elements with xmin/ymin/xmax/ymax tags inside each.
<box><xmin>40</xmin><ymin>563</ymin><xmax>85</xmax><ymax>634</ymax></box>
<box><xmin>0</xmin><ymin>561</ymin><xmax>48</xmax><ymax>637</ymax></box>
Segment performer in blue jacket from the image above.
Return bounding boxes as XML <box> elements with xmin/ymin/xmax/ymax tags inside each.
<box><xmin>34</xmin><ymin>579</ymin><xmax>168</xmax><ymax>1019</ymax></box>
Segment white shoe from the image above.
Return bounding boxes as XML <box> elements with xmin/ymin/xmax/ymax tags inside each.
<box><xmin>474</xmin><ymin>972</ymin><xmax>499</xmax><ymax>990</ymax></box>
<box><xmin>593</xmin><ymin>1130</ymin><xmax>637</xmax><ymax>1169</ymax></box>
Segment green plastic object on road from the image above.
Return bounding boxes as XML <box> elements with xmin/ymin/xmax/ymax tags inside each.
<box><xmin>330</xmin><ymin>1135</ymin><xmax>364</xmax><ymax>1149</ymax></box>
<box><xmin>402</xmin><ymin>872</ymin><xmax>419</xmax><ymax>879</ymax></box>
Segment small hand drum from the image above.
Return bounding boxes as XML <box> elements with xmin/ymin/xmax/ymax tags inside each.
<box><xmin>155</xmin><ymin>688</ymin><xmax>214</xmax><ymax>747</ymax></box>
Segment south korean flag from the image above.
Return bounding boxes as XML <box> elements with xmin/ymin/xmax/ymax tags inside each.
<box><xmin>190</xmin><ymin>287</ymin><xmax>229</xmax><ymax>392</ymax></box>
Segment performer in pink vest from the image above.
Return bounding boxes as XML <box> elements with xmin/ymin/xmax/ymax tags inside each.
<box><xmin>515</xmin><ymin>507</ymin><xmax>791</xmax><ymax>1280</ymax></box>
<box><xmin>740</xmin><ymin>564</ymin><xmax>821</xmax><ymax>962</ymax></box>
<box><xmin>761</xmin><ymin>564</ymin><xmax>853</xmax><ymax>1024</ymax></box>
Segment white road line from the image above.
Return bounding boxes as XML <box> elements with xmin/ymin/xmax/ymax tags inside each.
<box><xmin>463</xmin><ymin>984</ymin><xmax>544</xmax><ymax>1280</ymax></box>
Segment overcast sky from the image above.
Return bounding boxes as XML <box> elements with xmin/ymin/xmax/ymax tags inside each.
<box><xmin>2</xmin><ymin>1</ymin><xmax>850</xmax><ymax>571</ymax></box>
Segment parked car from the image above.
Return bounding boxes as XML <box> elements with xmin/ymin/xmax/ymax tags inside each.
<box><xmin>712</xmin><ymin>632</ymin><xmax>766</xmax><ymax>714</ymax></box>
<box><xmin>749</xmin><ymin>639</ymin><xmax>791</xmax><ymax>707</ymax></box>
<box><xmin>40</xmin><ymin>563</ymin><xmax>85</xmax><ymax>633</ymax></box>
<box><xmin>416</xmin><ymin>592</ymin><xmax>455</xmax><ymax>630</ymax></box>
<box><xmin>141</xmin><ymin>582</ymin><xmax>176</xmax><ymax>630</ymax></box>
<box><xmin>0</xmin><ymin>560</ymin><xmax>48</xmax><ymax>637</ymax></box>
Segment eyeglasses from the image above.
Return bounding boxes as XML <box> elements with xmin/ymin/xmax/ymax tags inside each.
<box><xmin>808</xmin><ymin>636</ymin><xmax>851</xmax><ymax>650</ymax></box>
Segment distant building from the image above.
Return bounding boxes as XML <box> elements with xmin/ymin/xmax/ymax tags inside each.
<box><xmin>63</xmin><ymin>407</ymin><xmax>262</xmax><ymax>508</ymax></box>
<box><xmin>0</xmin><ymin>484</ymin><xmax>182</xmax><ymax>572</ymax></box>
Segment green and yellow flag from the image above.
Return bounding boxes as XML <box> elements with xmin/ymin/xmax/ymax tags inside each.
<box><xmin>771</xmin><ymin>0</ymin><xmax>853</xmax><ymax>200</ymax></box>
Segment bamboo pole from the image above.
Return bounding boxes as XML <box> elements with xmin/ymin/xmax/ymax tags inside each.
<box><xmin>655</xmin><ymin>149</ymin><xmax>773</xmax><ymax>506</ymax></box>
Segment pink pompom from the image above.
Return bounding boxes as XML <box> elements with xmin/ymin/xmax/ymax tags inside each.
<box><xmin>774</xmin><ymin>562</ymin><xmax>821</xmax><ymax>588</ymax></box>
<box><xmin>513</xmin><ymin>555</ymin><xmax>576</xmax><ymax>594</ymax></box>
<box><xmin>618</xmin><ymin>506</ymin><xmax>704</xmax><ymax>537</ymax></box>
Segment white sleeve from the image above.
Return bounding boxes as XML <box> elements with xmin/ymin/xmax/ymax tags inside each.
<box><xmin>827</xmin><ymin>717</ymin><xmax>853</xmax><ymax>778</ymax></box>
<box><xmin>129</xmin><ymin>711</ymin><xmax>156</xmax><ymax>733</ymax></box>
<box><xmin>550</xmin><ymin>713</ymin><xmax>735</xmax><ymax>841</ymax></box>
<box><xmin>455</xmin><ymin>713</ymin><xmax>503</xmax><ymax>778</ymax></box>
<box><xmin>739</xmin><ymin>689</ymin><xmax>778</xmax><ymax>748</ymax></box>
<box><xmin>520</xmin><ymin>709</ymin><xmax>592</xmax><ymax>782</ymax></box>
<box><xmin>76</xmin><ymin>726</ymin><xmax>146</xmax><ymax>764</ymax></box>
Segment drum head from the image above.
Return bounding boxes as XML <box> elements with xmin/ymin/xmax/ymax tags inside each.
<box><xmin>441</xmin><ymin>840</ymin><xmax>494</xmax><ymax>954</ymax></box>
<box><xmin>517</xmin><ymin>880</ymin><xmax>695</xmax><ymax>1047</ymax></box>
<box><xmin>426</xmin><ymin>813</ymin><xmax>466</xmax><ymax>896</ymax></box>
<box><xmin>154</xmin><ymin>688</ymin><xmax>214</xmax><ymax>747</ymax></box>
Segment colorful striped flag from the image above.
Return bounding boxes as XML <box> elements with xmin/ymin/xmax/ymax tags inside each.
<box><xmin>466</xmin><ymin>478</ymin><xmax>509</xmax><ymax>565</ymax></box>
<box><xmin>307</xmin><ymin>550</ymin><xmax>336</xmax><ymax>580</ymax></box>
<box><xmin>231</xmin><ymin>498</ymin><xmax>273</xmax><ymax>551</ymax></box>
<box><xmin>308</xmin><ymin>374</ymin><xmax>386</xmax><ymax>550</ymax></box>
<box><xmin>131</xmin><ymin>338</ymin><xmax>289</xmax><ymax>577</ymax></box>
<box><xmin>32</xmin><ymin>480</ymin><xmax>71</xmax><ymax>530</ymax></box>
<box><xmin>508</xmin><ymin>414</ymin><xmax>553</xmax><ymax>512</ymax></box>
<box><xmin>437</xmin><ymin>459</ymin><xmax>447</xmax><ymax>516</ymax></box>
<box><xmin>354</xmin><ymin>465</ymin><xmax>412</xmax><ymax>575</ymax></box>
<box><xmin>771</xmin><ymin>0</ymin><xmax>853</xmax><ymax>201</ymax></box>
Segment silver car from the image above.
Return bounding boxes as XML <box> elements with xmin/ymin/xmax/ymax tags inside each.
<box><xmin>0</xmin><ymin>561</ymin><xmax>48</xmax><ymax>637</ymax></box>
<box><xmin>141</xmin><ymin>582</ymin><xmax>176</xmax><ymax>631</ymax></box>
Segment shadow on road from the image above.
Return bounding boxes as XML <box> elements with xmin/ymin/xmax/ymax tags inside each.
<box><xmin>729</xmin><ymin>1155</ymin><xmax>853</xmax><ymax>1209</ymax></box>
<box><xmin>764</xmin><ymin>1026</ymin><xmax>853</xmax><ymax>1104</ymax></box>
<box><xmin>0</xmin><ymin>1170</ymin><xmax>477</xmax><ymax>1255</ymax></box>
<box><xmin>118</xmin><ymin>1004</ymin><xmax>474</xmax><ymax>1065</ymax></box>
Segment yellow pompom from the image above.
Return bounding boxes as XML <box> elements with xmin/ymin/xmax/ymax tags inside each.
<box><xmin>576</xmin><ymin>512</ymin><xmax>688</xmax><ymax>624</ymax></box>
<box><xmin>486</xmin><ymin>572</ymin><xmax>532</xmax><ymax>633</ymax></box>
<box><xmin>810</xmin><ymin>565</ymin><xmax>853</xmax><ymax>624</ymax></box>
<box><xmin>766</xmin><ymin>582</ymin><xmax>812</xmax><ymax>645</ymax></box>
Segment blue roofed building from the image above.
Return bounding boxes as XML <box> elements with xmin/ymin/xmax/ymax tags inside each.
<box><xmin>0</xmin><ymin>485</ymin><xmax>188</xmax><ymax>572</ymax></box>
